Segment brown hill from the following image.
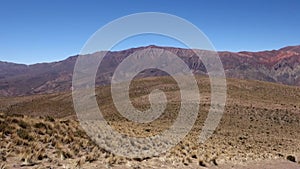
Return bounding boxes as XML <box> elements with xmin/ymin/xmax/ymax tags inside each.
<box><xmin>0</xmin><ymin>45</ymin><xmax>300</xmax><ymax>96</ymax></box>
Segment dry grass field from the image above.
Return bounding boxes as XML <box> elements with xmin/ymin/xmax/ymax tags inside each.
<box><xmin>0</xmin><ymin>76</ymin><xmax>300</xmax><ymax>168</ymax></box>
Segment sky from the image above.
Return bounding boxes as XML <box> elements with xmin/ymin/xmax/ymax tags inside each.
<box><xmin>0</xmin><ymin>0</ymin><xmax>299</xmax><ymax>64</ymax></box>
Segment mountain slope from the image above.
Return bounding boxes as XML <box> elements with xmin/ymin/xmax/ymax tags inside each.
<box><xmin>0</xmin><ymin>45</ymin><xmax>300</xmax><ymax>96</ymax></box>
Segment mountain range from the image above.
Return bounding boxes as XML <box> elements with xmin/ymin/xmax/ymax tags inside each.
<box><xmin>1</xmin><ymin>45</ymin><xmax>300</xmax><ymax>96</ymax></box>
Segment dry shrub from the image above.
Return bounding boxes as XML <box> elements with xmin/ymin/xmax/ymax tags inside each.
<box><xmin>45</xmin><ymin>116</ymin><xmax>55</xmax><ymax>122</ymax></box>
<box><xmin>33</xmin><ymin>122</ymin><xmax>47</xmax><ymax>129</ymax></box>
<box><xmin>17</xmin><ymin>120</ymin><xmax>30</xmax><ymax>129</ymax></box>
<box><xmin>17</xmin><ymin>129</ymin><xmax>33</xmax><ymax>141</ymax></box>
<box><xmin>0</xmin><ymin>121</ymin><xmax>14</xmax><ymax>136</ymax></box>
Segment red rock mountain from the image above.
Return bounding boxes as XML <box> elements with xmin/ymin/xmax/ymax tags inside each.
<box><xmin>0</xmin><ymin>45</ymin><xmax>300</xmax><ymax>96</ymax></box>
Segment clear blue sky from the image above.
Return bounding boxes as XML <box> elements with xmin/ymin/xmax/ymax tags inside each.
<box><xmin>0</xmin><ymin>0</ymin><xmax>299</xmax><ymax>64</ymax></box>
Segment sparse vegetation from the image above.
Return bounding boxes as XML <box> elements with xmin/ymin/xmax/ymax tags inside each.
<box><xmin>17</xmin><ymin>129</ymin><xmax>33</xmax><ymax>141</ymax></box>
<box><xmin>0</xmin><ymin>76</ymin><xmax>299</xmax><ymax>168</ymax></box>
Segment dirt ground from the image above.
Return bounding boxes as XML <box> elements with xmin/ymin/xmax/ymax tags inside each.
<box><xmin>1</xmin><ymin>77</ymin><xmax>300</xmax><ymax>168</ymax></box>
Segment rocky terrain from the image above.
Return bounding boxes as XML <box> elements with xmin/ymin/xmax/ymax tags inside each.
<box><xmin>0</xmin><ymin>76</ymin><xmax>300</xmax><ymax>168</ymax></box>
<box><xmin>0</xmin><ymin>45</ymin><xmax>300</xmax><ymax>96</ymax></box>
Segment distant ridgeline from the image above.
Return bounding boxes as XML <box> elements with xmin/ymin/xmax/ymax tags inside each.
<box><xmin>0</xmin><ymin>45</ymin><xmax>300</xmax><ymax>96</ymax></box>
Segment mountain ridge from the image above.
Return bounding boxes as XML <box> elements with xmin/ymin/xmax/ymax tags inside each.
<box><xmin>0</xmin><ymin>45</ymin><xmax>300</xmax><ymax>96</ymax></box>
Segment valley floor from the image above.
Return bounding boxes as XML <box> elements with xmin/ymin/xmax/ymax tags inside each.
<box><xmin>1</xmin><ymin>77</ymin><xmax>300</xmax><ymax>168</ymax></box>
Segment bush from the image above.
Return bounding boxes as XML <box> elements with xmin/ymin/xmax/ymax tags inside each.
<box><xmin>17</xmin><ymin>129</ymin><xmax>33</xmax><ymax>141</ymax></box>
<box><xmin>45</xmin><ymin>116</ymin><xmax>55</xmax><ymax>122</ymax></box>
<box><xmin>0</xmin><ymin>121</ymin><xmax>14</xmax><ymax>135</ymax></box>
<box><xmin>0</xmin><ymin>121</ymin><xmax>7</xmax><ymax>132</ymax></box>
<box><xmin>34</xmin><ymin>122</ymin><xmax>47</xmax><ymax>129</ymax></box>
<box><xmin>18</xmin><ymin>120</ymin><xmax>30</xmax><ymax>129</ymax></box>
<box><xmin>287</xmin><ymin>155</ymin><xmax>296</xmax><ymax>162</ymax></box>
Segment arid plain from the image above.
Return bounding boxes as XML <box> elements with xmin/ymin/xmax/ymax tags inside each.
<box><xmin>0</xmin><ymin>76</ymin><xmax>300</xmax><ymax>168</ymax></box>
